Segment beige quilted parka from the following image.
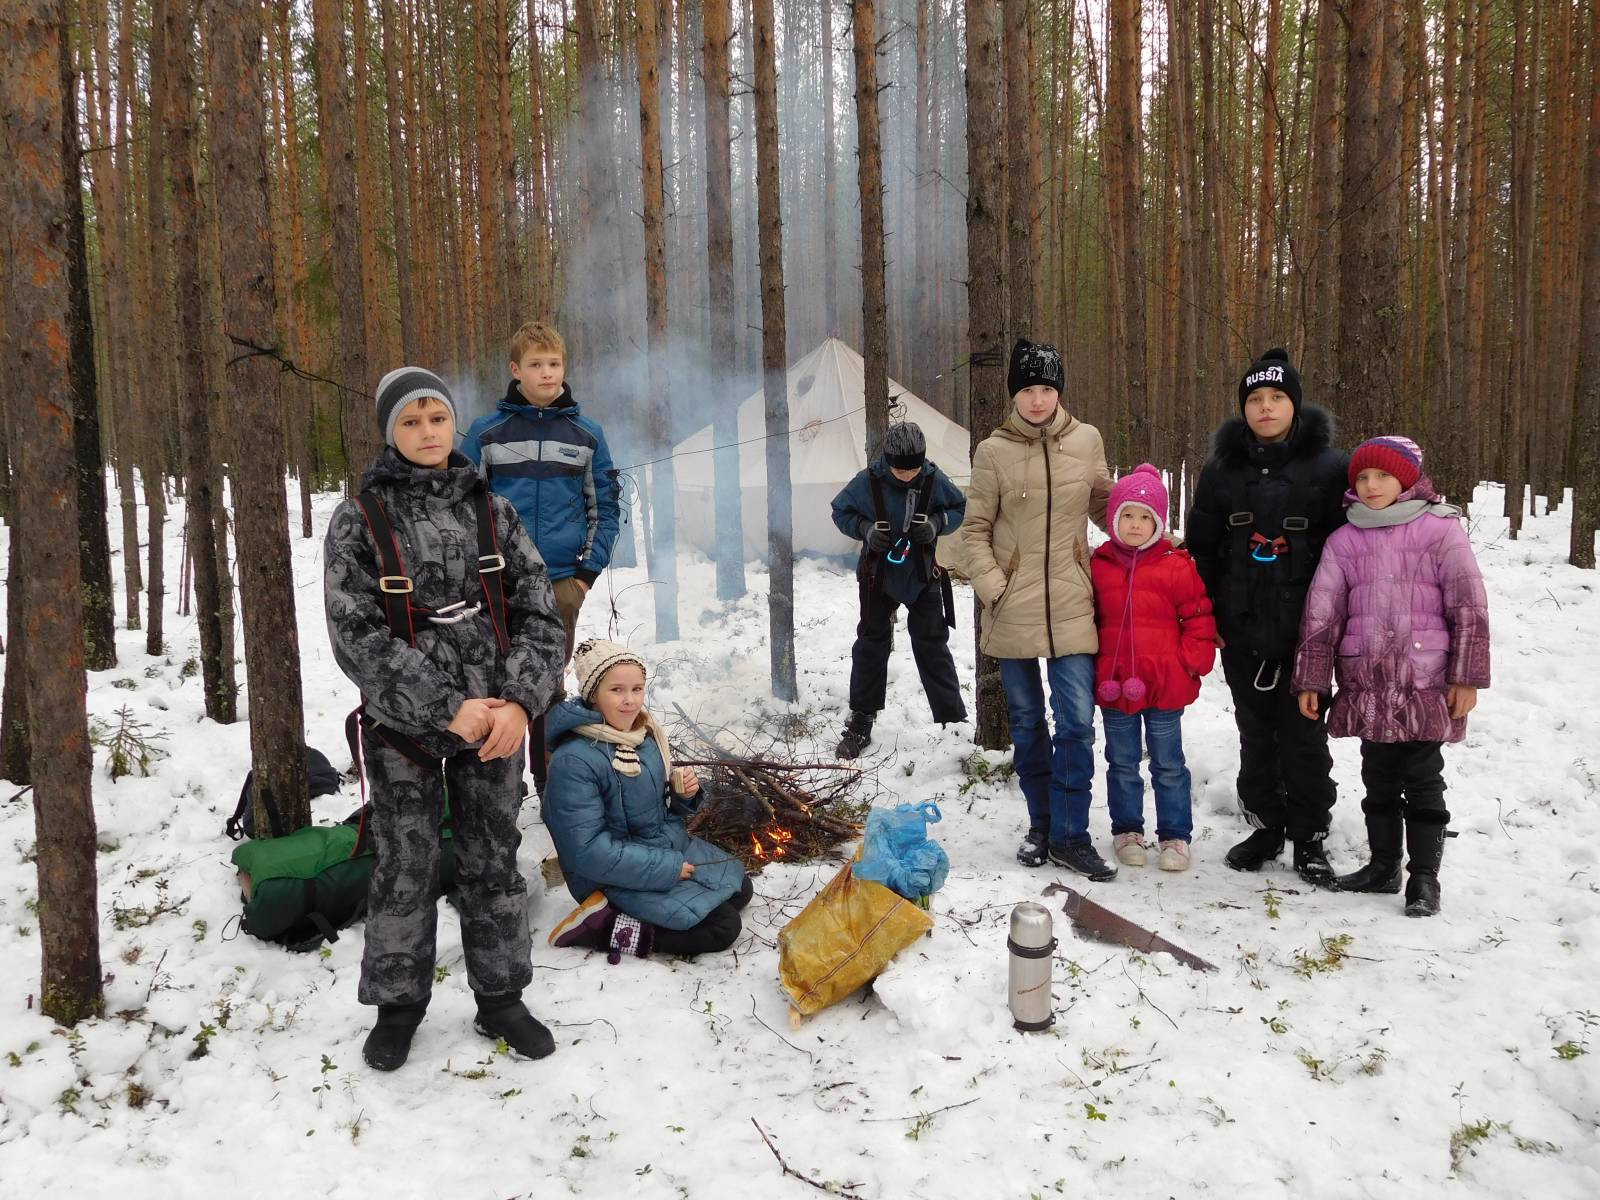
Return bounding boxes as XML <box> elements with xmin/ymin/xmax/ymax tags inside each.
<box><xmin>960</xmin><ymin>405</ymin><xmax>1113</xmax><ymax>659</ymax></box>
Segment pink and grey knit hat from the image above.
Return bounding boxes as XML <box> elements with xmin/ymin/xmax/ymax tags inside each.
<box><xmin>1108</xmin><ymin>463</ymin><xmax>1169</xmax><ymax>550</ymax></box>
<box><xmin>1348</xmin><ymin>436</ymin><xmax>1423</xmax><ymax>490</ymax></box>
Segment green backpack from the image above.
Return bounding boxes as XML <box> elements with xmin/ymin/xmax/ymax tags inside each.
<box><xmin>231</xmin><ymin>808</ymin><xmax>457</xmax><ymax>953</ymax></box>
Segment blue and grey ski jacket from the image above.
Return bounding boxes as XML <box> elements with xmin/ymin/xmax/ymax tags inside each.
<box><xmin>460</xmin><ymin>382</ymin><xmax>620</xmax><ymax>585</ymax></box>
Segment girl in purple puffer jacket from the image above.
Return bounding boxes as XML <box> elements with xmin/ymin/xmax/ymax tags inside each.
<box><xmin>1292</xmin><ymin>436</ymin><xmax>1490</xmax><ymax>918</ymax></box>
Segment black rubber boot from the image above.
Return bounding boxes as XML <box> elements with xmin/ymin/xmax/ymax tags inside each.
<box><xmin>1336</xmin><ymin>815</ymin><xmax>1404</xmax><ymax>893</ymax></box>
<box><xmin>474</xmin><ymin>991</ymin><xmax>556</xmax><ymax>1060</ymax></box>
<box><xmin>1292</xmin><ymin>838</ymin><xmax>1337</xmax><ymax>889</ymax></box>
<box><xmin>362</xmin><ymin>1001</ymin><xmax>427</xmax><ymax>1072</ymax></box>
<box><xmin>1403</xmin><ymin>820</ymin><xmax>1446</xmax><ymax>917</ymax></box>
<box><xmin>1225</xmin><ymin>827</ymin><xmax>1285</xmax><ymax>872</ymax></box>
<box><xmin>835</xmin><ymin>712</ymin><xmax>875</xmax><ymax>760</ymax></box>
<box><xmin>1016</xmin><ymin>827</ymin><xmax>1049</xmax><ymax>868</ymax></box>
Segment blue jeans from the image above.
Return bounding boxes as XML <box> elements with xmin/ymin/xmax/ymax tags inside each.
<box><xmin>1101</xmin><ymin>707</ymin><xmax>1193</xmax><ymax>843</ymax></box>
<box><xmin>999</xmin><ymin>655</ymin><xmax>1097</xmax><ymax>847</ymax></box>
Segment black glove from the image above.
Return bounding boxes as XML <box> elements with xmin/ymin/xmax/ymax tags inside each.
<box><xmin>909</xmin><ymin>514</ymin><xmax>939</xmax><ymax>545</ymax></box>
<box><xmin>861</xmin><ymin>521</ymin><xmax>894</xmax><ymax>553</ymax></box>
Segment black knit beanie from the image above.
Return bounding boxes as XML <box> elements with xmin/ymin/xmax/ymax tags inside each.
<box><xmin>882</xmin><ymin>422</ymin><xmax>926</xmax><ymax>470</ymax></box>
<box><xmin>375</xmin><ymin>366</ymin><xmax>456</xmax><ymax>447</ymax></box>
<box><xmin>1237</xmin><ymin>347</ymin><xmax>1302</xmax><ymax>412</ymax></box>
<box><xmin>1007</xmin><ymin>339</ymin><xmax>1066</xmax><ymax>399</ymax></box>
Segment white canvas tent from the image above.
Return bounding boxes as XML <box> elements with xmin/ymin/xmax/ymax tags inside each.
<box><xmin>672</xmin><ymin>338</ymin><xmax>971</xmax><ymax>558</ymax></box>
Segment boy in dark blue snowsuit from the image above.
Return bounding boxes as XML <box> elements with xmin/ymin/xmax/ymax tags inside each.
<box><xmin>830</xmin><ymin>423</ymin><xmax>967</xmax><ymax>758</ymax></box>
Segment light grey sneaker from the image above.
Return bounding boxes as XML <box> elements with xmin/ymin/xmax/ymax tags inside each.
<box><xmin>1114</xmin><ymin>832</ymin><xmax>1147</xmax><ymax>867</ymax></box>
<box><xmin>1157</xmin><ymin>840</ymin><xmax>1192</xmax><ymax>872</ymax></box>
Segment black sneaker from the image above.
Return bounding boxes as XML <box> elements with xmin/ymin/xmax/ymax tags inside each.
<box><xmin>1292</xmin><ymin>839</ymin><xmax>1337</xmax><ymax>889</ymax></box>
<box><xmin>474</xmin><ymin>992</ymin><xmax>556</xmax><ymax>1060</ymax></box>
<box><xmin>1225</xmin><ymin>827</ymin><xmax>1285</xmax><ymax>872</ymax></box>
<box><xmin>835</xmin><ymin>712</ymin><xmax>875</xmax><ymax>760</ymax></box>
<box><xmin>1048</xmin><ymin>841</ymin><xmax>1118</xmax><ymax>882</ymax></box>
<box><xmin>1016</xmin><ymin>828</ymin><xmax>1049</xmax><ymax>868</ymax></box>
<box><xmin>362</xmin><ymin>1002</ymin><xmax>427</xmax><ymax>1072</ymax></box>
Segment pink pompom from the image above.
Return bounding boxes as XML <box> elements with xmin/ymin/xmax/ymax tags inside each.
<box><xmin>1097</xmin><ymin>679</ymin><xmax>1124</xmax><ymax>704</ymax></box>
<box><xmin>1122</xmin><ymin>678</ymin><xmax>1148</xmax><ymax>704</ymax></box>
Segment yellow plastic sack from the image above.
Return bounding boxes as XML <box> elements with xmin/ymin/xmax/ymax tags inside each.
<box><xmin>778</xmin><ymin>860</ymin><xmax>933</xmax><ymax>1017</ymax></box>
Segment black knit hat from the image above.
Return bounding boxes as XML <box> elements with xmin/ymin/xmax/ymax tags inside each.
<box><xmin>375</xmin><ymin>366</ymin><xmax>456</xmax><ymax>447</ymax></box>
<box><xmin>1237</xmin><ymin>347</ymin><xmax>1302</xmax><ymax>412</ymax></box>
<box><xmin>1007</xmin><ymin>339</ymin><xmax>1065</xmax><ymax>399</ymax></box>
<box><xmin>882</xmin><ymin>421</ymin><xmax>926</xmax><ymax>470</ymax></box>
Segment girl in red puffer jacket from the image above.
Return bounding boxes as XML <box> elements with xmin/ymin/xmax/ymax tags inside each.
<box><xmin>1092</xmin><ymin>464</ymin><xmax>1219</xmax><ymax>872</ymax></box>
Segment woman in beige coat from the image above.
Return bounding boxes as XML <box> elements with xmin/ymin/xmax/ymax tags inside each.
<box><xmin>962</xmin><ymin>340</ymin><xmax>1116</xmax><ymax>879</ymax></box>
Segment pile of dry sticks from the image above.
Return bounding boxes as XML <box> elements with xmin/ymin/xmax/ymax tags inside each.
<box><xmin>670</xmin><ymin>706</ymin><xmax>866</xmax><ymax>874</ymax></box>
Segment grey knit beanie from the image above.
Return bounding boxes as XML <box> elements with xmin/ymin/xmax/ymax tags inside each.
<box><xmin>375</xmin><ymin>366</ymin><xmax>456</xmax><ymax>447</ymax></box>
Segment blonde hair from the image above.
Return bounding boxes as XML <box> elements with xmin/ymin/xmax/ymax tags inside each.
<box><xmin>509</xmin><ymin>320</ymin><xmax>566</xmax><ymax>363</ymax></box>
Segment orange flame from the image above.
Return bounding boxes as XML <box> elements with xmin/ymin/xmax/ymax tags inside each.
<box><xmin>750</xmin><ymin>833</ymin><xmax>766</xmax><ymax>860</ymax></box>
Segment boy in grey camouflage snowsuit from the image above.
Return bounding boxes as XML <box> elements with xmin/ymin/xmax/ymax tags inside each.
<box><xmin>324</xmin><ymin>366</ymin><xmax>567</xmax><ymax>1070</ymax></box>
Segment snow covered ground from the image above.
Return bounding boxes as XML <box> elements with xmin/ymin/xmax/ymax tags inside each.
<box><xmin>1</xmin><ymin>480</ymin><xmax>1597</xmax><ymax>1199</ymax></box>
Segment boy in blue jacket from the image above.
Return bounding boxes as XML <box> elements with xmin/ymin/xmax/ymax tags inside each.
<box><xmin>462</xmin><ymin>321</ymin><xmax>620</xmax><ymax>787</ymax></box>
<box><xmin>830</xmin><ymin>422</ymin><xmax>968</xmax><ymax>758</ymax></box>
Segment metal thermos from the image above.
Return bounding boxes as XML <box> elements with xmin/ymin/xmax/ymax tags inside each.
<box><xmin>1007</xmin><ymin>901</ymin><xmax>1057</xmax><ymax>1031</ymax></box>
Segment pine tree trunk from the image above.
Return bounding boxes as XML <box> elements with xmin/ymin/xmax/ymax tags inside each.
<box><xmin>1505</xmin><ymin>0</ymin><xmax>1541</xmax><ymax>537</ymax></box>
<box><xmin>703</xmin><ymin>0</ymin><xmax>745</xmax><ymax>599</ymax></box>
<box><xmin>352</xmin><ymin>0</ymin><xmax>384</xmax><ymax>370</ymax></box>
<box><xmin>381</xmin><ymin>0</ymin><xmax>418</xmax><ymax>359</ymax></box>
<box><xmin>1252</xmin><ymin>0</ymin><xmax>1281</xmax><ymax>349</ymax></box>
<box><xmin>1437</xmin><ymin>0</ymin><xmax>1475</xmax><ymax>509</ymax></box>
<box><xmin>1004</xmin><ymin>0</ymin><xmax>1033</xmax><ymax>343</ymax></box>
<box><xmin>205</xmin><ymin>0</ymin><xmax>311</xmax><ymax>837</ymax></box>
<box><xmin>61</xmin><ymin>12</ymin><xmax>115</xmax><ymax>671</ymax></box>
<box><xmin>143</xmin><ymin>0</ymin><xmax>172</xmax><ymax>656</ymax></box>
<box><xmin>965</xmin><ymin>0</ymin><xmax>1010</xmax><ymax>752</ymax></box>
<box><xmin>1568</xmin><ymin>0</ymin><xmax>1600</xmax><ymax>567</ymax></box>
<box><xmin>914</xmin><ymin>0</ymin><xmax>933</xmax><ymax>376</ymax></box>
<box><xmin>1198</xmin><ymin>0</ymin><xmax>1231</xmax><ymax>404</ymax></box>
<box><xmin>1</xmin><ymin>403</ymin><xmax>31</xmax><ymax>782</ymax></box>
<box><xmin>526</xmin><ymin>0</ymin><xmax>552</xmax><ymax>320</ymax></box>
<box><xmin>822</xmin><ymin>0</ymin><xmax>838</xmax><ymax>333</ymax></box>
<box><xmin>167</xmin><ymin>0</ymin><xmax>235</xmax><ymax>723</ymax></box>
<box><xmin>1108</xmin><ymin>0</ymin><xmax>1149</xmax><ymax>463</ymax></box>
<box><xmin>1171</xmin><ymin>0</ymin><xmax>1203</xmax><ymax>481</ymax></box>
<box><xmin>853</xmin><ymin>0</ymin><xmax>890</xmax><ymax>457</ymax></box>
<box><xmin>753</xmin><ymin>0</ymin><xmax>795</xmax><ymax>700</ymax></box>
<box><xmin>312</xmin><ymin>0</ymin><xmax>372</xmax><ymax>491</ymax></box>
<box><xmin>111</xmin><ymin>0</ymin><xmax>141</xmax><ymax>625</ymax></box>
<box><xmin>1334</xmin><ymin>0</ymin><xmax>1404</xmax><ymax>442</ymax></box>
<box><xmin>1</xmin><ymin>0</ymin><xmax>103</xmax><ymax>1026</ymax></box>
<box><xmin>636</xmin><ymin>0</ymin><xmax>679</xmax><ymax>641</ymax></box>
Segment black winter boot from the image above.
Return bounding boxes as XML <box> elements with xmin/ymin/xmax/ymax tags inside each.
<box><xmin>1336</xmin><ymin>815</ymin><xmax>1404</xmax><ymax>893</ymax></box>
<box><xmin>835</xmin><ymin>712</ymin><xmax>875</xmax><ymax>760</ymax></box>
<box><xmin>1048</xmin><ymin>840</ymin><xmax>1118</xmax><ymax>882</ymax></box>
<box><xmin>474</xmin><ymin>991</ymin><xmax>557</xmax><ymax>1060</ymax></box>
<box><xmin>1016</xmin><ymin>827</ymin><xmax>1049</xmax><ymax>868</ymax></box>
<box><xmin>1292</xmin><ymin>838</ymin><xmax>1337</xmax><ymax>889</ymax></box>
<box><xmin>1403</xmin><ymin>820</ymin><xmax>1446</xmax><ymax>917</ymax></box>
<box><xmin>362</xmin><ymin>1001</ymin><xmax>427</xmax><ymax>1072</ymax></box>
<box><xmin>1225</xmin><ymin>827</ymin><xmax>1285</xmax><ymax>872</ymax></box>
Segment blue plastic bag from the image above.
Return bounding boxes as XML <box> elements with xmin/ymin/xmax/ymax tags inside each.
<box><xmin>855</xmin><ymin>801</ymin><xmax>950</xmax><ymax>900</ymax></box>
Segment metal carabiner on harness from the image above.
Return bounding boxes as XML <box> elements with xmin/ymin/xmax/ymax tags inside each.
<box><xmin>887</xmin><ymin>538</ymin><xmax>910</xmax><ymax>566</ymax></box>
<box><xmin>425</xmin><ymin>599</ymin><xmax>483</xmax><ymax>626</ymax></box>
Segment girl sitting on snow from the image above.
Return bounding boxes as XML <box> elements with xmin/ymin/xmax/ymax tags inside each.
<box><xmin>544</xmin><ymin>641</ymin><xmax>751</xmax><ymax>959</ymax></box>
<box><xmin>1292</xmin><ymin>437</ymin><xmax>1490</xmax><ymax>917</ymax></box>
<box><xmin>1090</xmin><ymin>465</ymin><xmax>1218</xmax><ymax>873</ymax></box>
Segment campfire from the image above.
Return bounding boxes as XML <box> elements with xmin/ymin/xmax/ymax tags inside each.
<box><xmin>670</xmin><ymin>706</ymin><xmax>867</xmax><ymax>874</ymax></box>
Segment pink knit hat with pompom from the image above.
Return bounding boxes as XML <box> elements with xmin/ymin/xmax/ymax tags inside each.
<box><xmin>1108</xmin><ymin>464</ymin><xmax>1168</xmax><ymax>550</ymax></box>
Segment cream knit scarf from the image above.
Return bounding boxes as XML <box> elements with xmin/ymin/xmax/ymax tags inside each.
<box><xmin>575</xmin><ymin>710</ymin><xmax>674</xmax><ymax>780</ymax></box>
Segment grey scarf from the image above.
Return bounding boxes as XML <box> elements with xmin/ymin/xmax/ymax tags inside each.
<box><xmin>1346</xmin><ymin>497</ymin><xmax>1461</xmax><ymax>528</ymax></box>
